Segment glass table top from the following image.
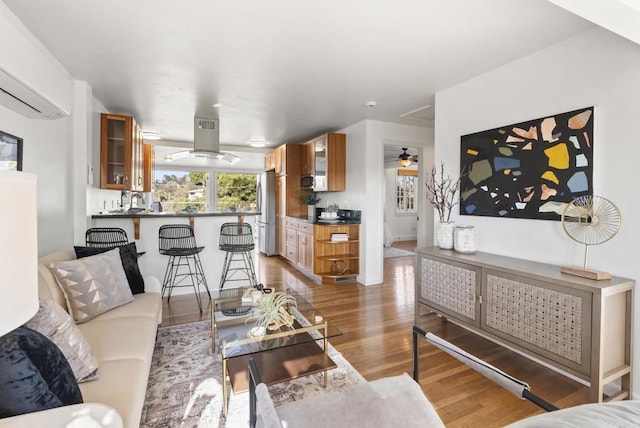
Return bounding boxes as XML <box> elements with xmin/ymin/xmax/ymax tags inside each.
<box><xmin>212</xmin><ymin>287</ymin><xmax>342</xmax><ymax>359</ymax></box>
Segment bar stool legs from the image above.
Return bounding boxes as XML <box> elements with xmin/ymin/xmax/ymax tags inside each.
<box><xmin>159</xmin><ymin>224</ymin><xmax>211</xmax><ymax>312</ymax></box>
<box><xmin>218</xmin><ymin>222</ymin><xmax>259</xmax><ymax>290</ymax></box>
<box><xmin>219</xmin><ymin>248</ymin><xmax>258</xmax><ymax>289</ymax></box>
<box><xmin>161</xmin><ymin>253</ymin><xmax>210</xmax><ymax>311</ymax></box>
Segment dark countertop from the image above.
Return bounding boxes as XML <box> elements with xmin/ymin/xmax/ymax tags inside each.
<box><xmin>288</xmin><ymin>216</ymin><xmax>361</xmax><ymax>225</ymax></box>
<box><xmin>91</xmin><ymin>211</ymin><xmax>260</xmax><ymax>219</ymax></box>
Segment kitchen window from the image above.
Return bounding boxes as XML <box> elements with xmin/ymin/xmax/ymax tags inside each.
<box><xmin>153</xmin><ymin>170</ymin><xmax>209</xmax><ymax>212</ymax></box>
<box><xmin>215</xmin><ymin>172</ymin><xmax>258</xmax><ymax>211</ymax></box>
<box><xmin>396</xmin><ymin>169</ymin><xmax>418</xmax><ymax>213</ymax></box>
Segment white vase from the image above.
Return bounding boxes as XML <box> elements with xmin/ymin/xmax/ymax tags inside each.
<box><xmin>436</xmin><ymin>222</ymin><xmax>455</xmax><ymax>249</ymax></box>
<box><xmin>307</xmin><ymin>205</ymin><xmax>316</xmax><ymax>219</ymax></box>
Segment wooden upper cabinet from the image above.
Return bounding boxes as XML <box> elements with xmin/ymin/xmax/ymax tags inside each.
<box><xmin>301</xmin><ymin>141</ymin><xmax>315</xmax><ymax>176</ymax></box>
<box><xmin>265</xmin><ymin>151</ymin><xmax>275</xmax><ymax>171</ymax></box>
<box><xmin>100</xmin><ymin>113</ymin><xmax>143</xmax><ymax>191</ymax></box>
<box><xmin>312</xmin><ymin>133</ymin><xmax>346</xmax><ymax>192</ymax></box>
<box><xmin>143</xmin><ymin>143</ymin><xmax>155</xmax><ymax>193</ymax></box>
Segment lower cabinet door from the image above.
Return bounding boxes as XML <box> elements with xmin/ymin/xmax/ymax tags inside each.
<box><xmin>417</xmin><ymin>255</ymin><xmax>481</xmax><ymax>327</ymax></box>
<box><xmin>481</xmin><ymin>270</ymin><xmax>592</xmax><ymax>376</ymax></box>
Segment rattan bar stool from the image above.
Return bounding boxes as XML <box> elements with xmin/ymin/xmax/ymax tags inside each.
<box><xmin>219</xmin><ymin>222</ymin><xmax>258</xmax><ymax>289</ymax></box>
<box><xmin>85</xmin><ymin>227</ymin><xmax>129</xmax><ymax>247</ymax></box>
<box><xmin>159</xmin><ymin>224</ymin><xmax>211</xmax><ymax>312</ymax></box>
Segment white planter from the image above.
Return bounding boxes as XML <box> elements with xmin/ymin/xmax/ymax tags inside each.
<box><xmin>307</xmin><ymin>205</ymin><xmax>316</xmax><ymax>219</ymax></box>
<box><xmin>436</xmin><ymin>222</ymin><xmax>455</xmax><ymax>249</ymax></box>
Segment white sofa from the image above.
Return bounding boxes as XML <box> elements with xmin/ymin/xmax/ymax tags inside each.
<box><xmin>1</xmin><ymin>250</ymin><xmax>162</xmax><ymax>428</ymax></box>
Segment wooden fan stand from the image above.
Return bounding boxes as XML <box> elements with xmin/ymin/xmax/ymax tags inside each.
<box><xmin>561</xmin><ymin>244</ymin><xmax>611</xmax><ymax>280</ymax></box>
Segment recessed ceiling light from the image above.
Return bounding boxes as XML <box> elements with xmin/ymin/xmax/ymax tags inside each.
<box><xmin>365</xmin><ymin>101</ymin><xmax>377</xmax><ymax>108</ymax></box>
<box><xmin>249</xmin><ymin>139</ymin><xmax>267</xmax><ymax>148</ymax></box>
<box><xmin>142</xmin><ymin>131</ymin><xmax>162</xmax><ymax>140</ymax></box>
<box><xmin>213</xmin><ymin>103</ymin><xmax>223</xmax><ymax>108</ymax></box>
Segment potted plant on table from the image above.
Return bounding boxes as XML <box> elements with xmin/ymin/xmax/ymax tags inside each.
<box><xmin>425</xmin><ymin>162</ymin><xmax>464</xmax><ymax>249</ymax></box>
<box><xmin>246</xmin><ymin>291</ymin><xmax>297</xmax><ymax>337</ymax></box>
<box><xmin>301</xmin><ymin>193</ymin><xmax>321</xmax><ymax>219</ymax></box>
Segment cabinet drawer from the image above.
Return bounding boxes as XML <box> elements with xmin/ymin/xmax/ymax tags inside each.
<box><xmin>298</xmin><ymin>222</ymin><xmax>313</xmax><ymax>234</ymax></box>
<box><xmin>285</xmin><ymin>219</ymin><xmax>298</xmax><ymax>229</ymax></box>
<box><xmin>285</xmin><ymin>244</ymin><xmax>297</xmax><ymax>263</ymax></box>
<box><xmin>286</xmin><ymin>228</ymin><xmax>297</xmax><ymax>246</ymax></box>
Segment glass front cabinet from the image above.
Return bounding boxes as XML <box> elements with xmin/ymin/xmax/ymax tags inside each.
<box><xmin>100</xmin><ymin>113</ymin><xmax>143</xmax><ymax>191</ymax></box>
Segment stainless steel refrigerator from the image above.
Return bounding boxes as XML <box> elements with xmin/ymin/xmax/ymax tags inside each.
<box><xmin>256</xmin><ymin>171</ymin><xmax>276</xmax><ymax>255</ymax></box>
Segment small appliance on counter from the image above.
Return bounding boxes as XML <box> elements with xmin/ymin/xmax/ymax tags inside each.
<box><xmin>316</xmin><ymin>209</ymin><xmax>361</xmax><ymax>224</ymax></box>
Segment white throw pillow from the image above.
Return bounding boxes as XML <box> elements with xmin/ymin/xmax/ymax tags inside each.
<box><xmin>49</xmin><ymin>248</ymin><xmax>134</xmax><ymax>323</ymax></box>
<box><xmin>24</xmin><ymin>299</ymin><xmax>99</xmax><ymax>382</ymax></box>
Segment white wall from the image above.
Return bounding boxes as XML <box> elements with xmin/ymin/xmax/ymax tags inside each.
<box><xmin>435</xmin><ymin>27</ymin><xmax>640</xmax><ymax>395</ymax></box>
<box><xmin>324</xmin><ymin>120</ymin><xmax>431</xmax><ymax>285</ymax></box>
<box><xmin>0</xmin><ymin>105</ymin><xmax>74</xmax><ymax>255</ymax></box>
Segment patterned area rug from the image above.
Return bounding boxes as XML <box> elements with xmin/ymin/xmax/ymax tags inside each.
<box><xmin>383</xmin><ymin>246</ymin><xmax>415</xmax><ymax>258</ymax></box>
<box><xmin>140</xmin><ymin>321</ymin><xmax>365</xmax><ymax>427</ymax></box>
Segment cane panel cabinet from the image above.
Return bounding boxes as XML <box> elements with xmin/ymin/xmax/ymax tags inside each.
<box><xmin>415</xmin><ymin>247</ymin><xmax>634</xmax><ymax>403</ymax></box>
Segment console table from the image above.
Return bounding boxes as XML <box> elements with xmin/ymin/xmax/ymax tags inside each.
<box><xmin>415</xmin><ymin>246</ymin><xmax>634</xmax><ymax>403</ymax></box>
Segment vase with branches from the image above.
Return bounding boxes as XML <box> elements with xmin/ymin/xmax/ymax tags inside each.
<box><xmin>425</xmin><ymin>162</ymin><xmax>464</xmax><ymax>249</ymax></box>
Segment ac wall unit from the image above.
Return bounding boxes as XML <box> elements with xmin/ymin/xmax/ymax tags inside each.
<box><xmin>0</xmin><ymin>68</ymin><xmax>69</xmax><ymax>120</ymax></box>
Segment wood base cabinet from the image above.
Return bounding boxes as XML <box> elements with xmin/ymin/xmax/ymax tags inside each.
<box><xmin>415</xmin><ymin>247</ymin><xmax>634</xmax><ymax>403</ymax></box>
<box><xmin>314</xmin><ymin>224</ymin><xmax>359</xmax><ymax>284</ymax></box>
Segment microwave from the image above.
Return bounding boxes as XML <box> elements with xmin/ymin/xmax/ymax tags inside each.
<box><xmin>301</xmin><ymin>175</ymin><xmax>314</xmax><ymax>189</ymax></box>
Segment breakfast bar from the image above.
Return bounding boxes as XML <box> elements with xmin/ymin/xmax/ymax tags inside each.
<box><xmin>90</xmin><ymin>211</ymin><xmax>260</xmax><ymax>296</ymax></box>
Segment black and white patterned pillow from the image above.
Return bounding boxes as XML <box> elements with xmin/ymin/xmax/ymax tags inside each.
<box><xmin>49</xmin><ymin>248</ymin><xmax>134</xmax><ymax>323</ymax></box>
<box><xmin>24</xmin><ymin>299</ymin><xmax>99</xmax><ymax>382</ymax></box>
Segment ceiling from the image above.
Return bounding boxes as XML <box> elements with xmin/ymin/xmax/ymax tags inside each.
<box><xmin>5</xmin><ymin>1</ymin><xmax>595</xmax><ymax>150</ymax></box>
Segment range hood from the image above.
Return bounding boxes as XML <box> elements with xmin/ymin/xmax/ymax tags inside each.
<box><xmin>165</xmin><ymin>117</ymin><xmax>240</xmax><ymax>164</ymax></box>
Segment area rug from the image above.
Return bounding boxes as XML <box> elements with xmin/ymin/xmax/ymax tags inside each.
<box><xmin>383</xmin><ymin>246</ymin><xmax>415</xmax><ymax>258</ymax></box>
<box><xmin>140</xmin><ymin>321</ymin><xmax>365</xmax><ymax>427</ymax></box>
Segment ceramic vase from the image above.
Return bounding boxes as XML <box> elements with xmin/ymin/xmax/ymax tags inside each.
<box><xmin>307</xmin><ymin>205</ymin><xmax>316</xmax><ymax>219</ymax></box>
<box><xmin>436</xmin><ymin>222</ymin><xmax>455</xmax><ymax>249</ymax></box>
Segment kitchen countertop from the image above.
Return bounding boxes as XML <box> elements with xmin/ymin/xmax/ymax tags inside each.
<box><xmin>91</xmin><ymin>211</ymin><xmax>260</xmax><ymax>219</ymax></box>
<box><xmin>288</xmin><ymin>216</ymin><xmax>361</xmax><ymax>225</ymax></box>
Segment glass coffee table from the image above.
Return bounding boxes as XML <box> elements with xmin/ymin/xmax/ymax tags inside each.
<box><xmin>211</xmin><ymin>287</ymin><xmax>342</xmax><ymax>415</ymax></box>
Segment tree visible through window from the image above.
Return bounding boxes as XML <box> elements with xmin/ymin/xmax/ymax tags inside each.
<box><xmin>216</xmin><ymin>173</ymin><xmax>257</xmax><ymax>211</ymax></box>
<box><xmin>153</xmin><ymin>170</ymin><xmax>208</xmax><ymax>212</ymax></box>
<box><xmin>396</xmin><ymin>169</ymin><xmax>418</xmax><ymax>213</ymax></box>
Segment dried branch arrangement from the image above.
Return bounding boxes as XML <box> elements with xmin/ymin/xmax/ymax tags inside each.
<box><xmin>425</xmin><ymin>162</ymin><xmax>464</xmax><ymax>223</ymax></box>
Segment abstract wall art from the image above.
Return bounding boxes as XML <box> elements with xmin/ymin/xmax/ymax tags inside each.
<box><xmin>0</xmin><ymin>130</ymin><xmax>23</xmax><ymax>171</ymax></box>
<box><xmin>459</xmin><ymin>107</ymin><xmax>593</xmax><ymax>221</ymax></box>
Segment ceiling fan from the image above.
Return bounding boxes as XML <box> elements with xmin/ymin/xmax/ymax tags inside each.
<box><xmin>398</xmin><ymin>148</ymin><xmax>418</xmax><ymax>167</ymax></box>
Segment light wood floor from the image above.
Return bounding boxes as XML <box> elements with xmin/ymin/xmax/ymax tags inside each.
<box><xmin>160</xmin><ymin>240</ymin><xmax>590</xmax><ymax>427</ymax></box>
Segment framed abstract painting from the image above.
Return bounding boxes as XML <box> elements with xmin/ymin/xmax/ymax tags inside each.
<box><xmin>0</xmin><ymin>130</ymin><xmax>23</xmax><ymax>171</ymax></box>
<box><xmin>459</xmin><ymin>107</ymin><xmax>593</xmax><ymax>221</ymax></box>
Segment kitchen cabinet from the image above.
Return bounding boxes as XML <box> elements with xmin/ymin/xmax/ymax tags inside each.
<box><xmin>283</xmin><ymin>217</ymin><xmax>314</xmax><ymax>274</ymax></box>
<box><xmin>415</xmin><ymin>247</ymin><xmax>634</xmax><ymax>403</ymax></box>
<box><xmin>142</xmin><ymin>143</ymin><xmax>154</xmax><ymax>193</ymax></box>
<box><xmin>297</xmin><ymin>222</ymin><xmax>314</xmax><ymax>273</ymax></box>
<box><xmin>314</xmin><ymin>223</ymin><xmax>359</xmax><ymax>283</ymax></box>
<box><xmin>302</xmin><ymin>133</ymin><xmax>346</xmax><ymax>192</ymax></box>
<box><xmin>265</xmin><ymin>151</ymin><xmax>276</xmax><ymax>171</ymax></box>
<box><xmin>301</xmin><ymin>141</ymin><xmax>314</xmax><ymax>176</ymax></box>
<box><xmin>100</xmin><ymin>113</ymin><xmax>143</xmax><ymax>191</ymax></box>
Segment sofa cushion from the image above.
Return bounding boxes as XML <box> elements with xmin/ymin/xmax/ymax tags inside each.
<box><xmin>23</xmin><ymin>300</ymin><xmax>99</xmax><ymax>382</ymax></box>
<box><xmin>74</xmin><ymin>243</ymin><xmax>145</xmax><ymax>295</ymax></box>
<box><xmin>38</xmin><ymin>250</ymin><xmax>76</xmax><ymax>311</ymax></box>
<box><xmin>78</xmin><ymin>359</ymin><xmax>149</xmax><ymax>428</ymax></box>
<box><xmin>49</xmin><ymin>249</ymin><xmax>134</xmax><ymax>324</ymax></box>
<box><xmin>88</xmin><ymin>292</ymin><xmax>162</xmax><ymax>325</ymax></box>
<box><xmin>77</xmin><ymin>317</ymin><xmax>157</xmax><ymax>363</ymax></box>
<box><xmin>0</xmin><ymin>327</ymin><xmax>83</xmax><ymax>418</ymax></box>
